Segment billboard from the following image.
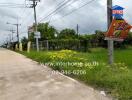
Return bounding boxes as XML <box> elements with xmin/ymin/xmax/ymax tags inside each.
<box><xmin>105</xmin><ymin>19</ymin><xmax>132</xmax><ymax>41</ymax></box>
<box><xmin>105</xmin><ymin>5</ymin><xmax>132</xmax><ymax>41</ymax></box>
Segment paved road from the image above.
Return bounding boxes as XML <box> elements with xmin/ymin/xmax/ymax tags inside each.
<box><xmin>0</xmin><ymin>48</ymin><xmax>111</xmax><ymax>100</ymax></box>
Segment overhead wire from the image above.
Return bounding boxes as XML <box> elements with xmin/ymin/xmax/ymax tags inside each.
<box><xmin>38</xmin><ymin>0</ymin><xmax>73</xmax><ymax>22</ymax></box>
<box><xmin>50</xmin><ymin>0</ymin><xmax>96</xmax><ymax>22</ymax></box>
<box><xmin>48</xmin><ymin>0</ymin><xmax>81</xmax><ymax>23</ymax></box>
<box><xmin>12</xmin><ymin>0</ymin><xmax>97</xmax><ymax>40</ymax></box>
<box><xmin>20</xmin><ymin>0</ymin><xmax>71</xmax><ymax>35</ymax></box>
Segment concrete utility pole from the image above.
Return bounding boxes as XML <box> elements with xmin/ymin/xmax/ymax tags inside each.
<box><xmin>77</xmin><ymin>24</ymin><xmax>79</xmax><ymax>36</ymax></box>
<box><xmin>29</xmin><ymin>0</ymin><xmax>40</xmax><ymax>52</ymax></box>
<box><xmin>11</xmin><ymin>30</ymin><xmax>15</xmax><ymax>41</ymax></box>
<box><xmin>33</xmin><ymin>0</ymin><xmax>39</xmax><ymax>52</ymax></box>
<box><xmin>7</xmin><ymin>22</ymin><xmax>21</xmax><ymax>44</ymax></box>
<box><xmin>16</xmin><ymin>24</ymin><xmax>20</xmax><ymax>43</ymax></box>
<box><xmin>7</xmin><ymin>29</ymin><xmax>15</xmax><ymax>42</ymax></box>
<box><xmin>107</xmin><ymin>0</ymin><xmax>114</xmax><ymax>65</ymax></box>
<box><xmin>9</xmin><ymin>34</ymin><xmax>12</xmax><ymax>44</ymax></box>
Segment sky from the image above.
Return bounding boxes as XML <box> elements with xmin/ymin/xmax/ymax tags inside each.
<box><xmin>0</xmin><ymin>0</ymin><xmax>132</xmax><ymax>45</ymax></box>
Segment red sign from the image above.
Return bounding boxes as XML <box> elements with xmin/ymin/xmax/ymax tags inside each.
<box><xmin>115</xmin><ymin>20</ymin><xmax>129</xmax><ymax>30</ymax></box>
<box><xmin>113</xmin><ymin>10</ymin><xmax>123</xmax><ymax>15</ymax></box>
<box><xmin>105</xmin><ymin>19</ymin><xmax>132</xmax><ymax>41</ymax></box>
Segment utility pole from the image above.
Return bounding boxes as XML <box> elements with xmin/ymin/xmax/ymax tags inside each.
<box><xmin>7</xmin><ymin>29</ymin><xmax>15</xmax><ymax>42</ymax></box>
<box><xmin>14</xmin><ymin>23</ymin><xmax>21</xmax><ymax>44</ymax></box>
<box><xmin>7</xmin><ymin>22</ymin><xmax>21</xmax><ymax>44</ymax></box>
<box><xmin>33</xmin><ymin>0</ymin><xmax>38</xmax><ymax>32</ymax></box>
<box><xmin>11</xmin><ymin>30</ymin><xmax>14</xmax><ymax>41</ymax></box>
<box><xmin>16</xmin><ymin>24</ymin><xmax>19</xmax><ymax>43</ymax></box>
<box><xmin>9</xmin><ymin>34</ymin><xmax>12</xmax><ymax>44</ymax></box>
<box><xmin>77</xmin><ymin>24</ymin><xmax>79</xmax><ymax>36</ymax></box>
<box><xmin>76</xmin><ymin>24</ymin><xmax>80</xmax><ymax>50</ymax></box>
<box><xmin>107</xmin><ymin>0</ymin><xmax>113</xmax><ymax>64</ymax></box>
<box><xmin>33</xmin><ymin>0</ymin><xmax>39</xmax><ymax>52</ymax></box>
<box><xmin>28</xmin><ymin>0</ymin><xmax>40</xmax><ymax>52</ymax></box>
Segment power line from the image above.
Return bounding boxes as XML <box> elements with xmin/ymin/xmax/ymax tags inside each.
<box><xmin>48</xmin><ymin>0</ymin><xmax>80</xmax><ymax>23</ymax></box>
<box><xmin>50</xmin><ymin>0</ymin><xmax>96</xmax><ymax>22</ymax></box>
<box><xmin>7</xmin><ymin>21</ymin><xmax>21</xmax><ymax>43</ymax></box>
<box><xmin>36</xmin><ymin>0</ymin><xmax>66</xmax><ymax>19</ymax></box>
<box><xmin>17</xmin><ymin>1</ymin><xmax>28</xmax><ymax>17</ymax></box>
<box><xmin>19</xmin><ymin>7</ymin><xmax>34</xmax><ymax>25</ymax></box>
<box><xmin>15</xmin><ymin>0</ymin><xmax>97</xmax><ymax>40</ymax></box>
<box><xmin>0</xmin><ymin>2</ymin><xmax>31</xmax><ymax>8</ymax></box>
<box><xmin>20</xmin><ymin>0</ymin><xmax>40</xmax><ymax>28</ymax></box>
<box><xmin>23</xmin><ymin>0</ymin><xmax>77</xmax><ymax>30</ymax></box>
<box><xmin>20</xmin><ymin>0</ymin><xmax>71</xmax><ymax>35</ymax></box>
<box><xmin>19</xmin><ymin>7</ymin><xmax>30</xmax><ymax>24</ymax></box>
<box><xmin>61</xmin><ymin>0</ymin><xmax>96</xmax><ymax>17</ymax></box>
<box><xmin>0</xmin><ymin>6</ymin><xmax>27</xmax><ymax>8</ymax></box>
<box><xmin>18</xmin><ymin>1</ymin><xmax>35</xmax><ymax>34</ymax></box>
<box><xmin>39</xmin><ymin>0</ymin><xmax>73</xmax><ymax>22</ymax></box>
<box><xmin>4</xmin><ymin>2</ymin><xmax>28</xmax><ymax>42</ymax></box>
<box><xmin>20</xmin><ymin>0</ymin><xmax>74</xmax><ymax>32</ymax></box>
<box><xmin>56</xmin><ymin>0</ymin><xmax>67</xmax><ymax>7</ymax></box>
<box><xmin>37</xmin><ymin>0</ymin><xmax>67</xmax><ymax>21</ymax></box>
<box><xmin>0</xmin><ymin>3</ymin><xmax>25</xmax><ymax>5</ymax></box>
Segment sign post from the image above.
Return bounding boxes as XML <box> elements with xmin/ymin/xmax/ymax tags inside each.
<box><xmin>105</xmin><ymin>5</ymin><xmax>132</xmax><ymax>64</ymax></box>
<box><xmin>34</xmin><ymin>32</ymin><xmax>41</xmax><ymax>52</ymax></box>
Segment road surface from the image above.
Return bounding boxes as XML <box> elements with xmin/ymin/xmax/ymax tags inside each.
<box><xmin>0</xmin><ymin>48</ymin><xmax>112</xmax><ymax>100</ymax></box>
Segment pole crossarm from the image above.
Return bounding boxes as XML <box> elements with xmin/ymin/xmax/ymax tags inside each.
<box><xmin>7</xmin><ymin>22</ymin><xmax>21</xmax><ymax>26</ymax></box>
<box><xmin>6</xmin><ymin>29</ymin><xmax>15</xmax><ymax>32</ymax></box>
<box><xmin>26</xmin><ymin>0</ymin><xmax>40</xmax><ymax>8</ymax></box>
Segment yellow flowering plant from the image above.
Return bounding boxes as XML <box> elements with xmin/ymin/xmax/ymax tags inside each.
<box><xmin>47</xmin><ymin>50</ymin><xmax>87</xmax><ymax>62</ymax></box>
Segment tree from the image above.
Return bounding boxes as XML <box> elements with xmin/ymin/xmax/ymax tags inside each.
<box><xmin>29</xmin><ymin>32</ymin><xmax>35</xmax><ymax>42</ymax></box>
<box><xmin>37</xmin><ymin>23</ymin><xmax>58</xmax><ymax>40</ymax></box>
<box><xmin>95</xmin><ymin>30</ymin><xmax>106</xmax><ymax>47</ymax></box>
<box><xmin>21</xmin><ymin>37</ymin><xmax>28</xmax><ymax>50</ymax></box>
<box><xmin>58</xmin><ymin>28</ymin><xmax>77</xmax><ymax>39</ymax></box>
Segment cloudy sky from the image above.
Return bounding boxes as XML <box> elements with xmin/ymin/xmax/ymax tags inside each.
<box><xmin>0</xmin><ymin>0</ymin><xmax>132</xmax><ymax>45</ymax></box>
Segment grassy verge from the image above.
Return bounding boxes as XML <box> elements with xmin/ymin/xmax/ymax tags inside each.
<box><xmin>20</xmin><ymin>48</ymin><xmax>132</xmax><ymax>100</ymax></box>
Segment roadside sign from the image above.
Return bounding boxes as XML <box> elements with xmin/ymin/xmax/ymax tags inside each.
<box><xmin>113</xmin><ymin>10</ymin><xmax>123</xmax><ymax>15</ymax></box>
<box><xmin>112</xmin><ymin>5</ymin><xmax>124</xmax><ymax>19</ymax></box>
<box><xmin>105</xmin><ymin>5</ymin><xmax>132</xmax><ymax>41</ymax></box>
<box><xmin>115</xmin><ymin>20</ymin><xmax>128</xmax><ymax>30</ymax></box>
<box><xmin>105</xmin><ymin>18</ymin><xmax>132</xmax><ymax>41</ymax></box>
<box><xmin>34</xmin><ymin>32</ymin><xmax>41</xmax><ymax>38</ymax></box>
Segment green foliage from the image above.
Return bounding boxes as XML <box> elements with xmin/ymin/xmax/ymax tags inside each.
<box><xmin>78</xmin><ymin>30</ymin><xmax>107</xmax><ymax>48</ymax></box>
<box><xmin>21</xmin><ymin>37</ymin><xmax>28</xmax><ymax>43</ymax></box>
<box><xmin>37</xmin><ymin>23</ymin><xmax>58</xmax><ymax>39</ymax></box>
<box><xmin>29</xmin><ymin>32</ymin><xmax>35</xmax><ymax>42</ymax></box>
<box><xmin>48</xmin><ymin>39</ymin><xmax>80</xmax><ymax>50</ymax></box>
<box><xmin>27</xmin><ymin>23</ymin><xmax>132</xmax><ymax>49</ymax></box>
<box><xmin>123</xmin><ymin>32</ymin><xmax>132</xmax><ymax>45</ymax></box>
<box><xmin>21</xmin><ymin>37</ymin><xmax>28</xmax><ymax>50</ymax></box>
<box><xmin>58</xmin><ymin>28</ymin><xmax>77</xmax><ymax>39</ymax></box>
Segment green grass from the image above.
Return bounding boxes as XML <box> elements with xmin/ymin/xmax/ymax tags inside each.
<box><xmin>20</xmin><ymin>48</ymin><xmax>132</xmax><ymax>100</ymax></box>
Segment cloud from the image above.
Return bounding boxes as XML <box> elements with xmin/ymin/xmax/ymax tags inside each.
<box><xmin>49</xmin><ymin>0</ymin><xmax>107</xmax><ymax>33</ymax></box>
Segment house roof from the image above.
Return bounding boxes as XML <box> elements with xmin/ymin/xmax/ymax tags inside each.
<box><xmin>112</xmin><ymin>5</ymin><xmax>124</xmax><ymax>10</ymax></box>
